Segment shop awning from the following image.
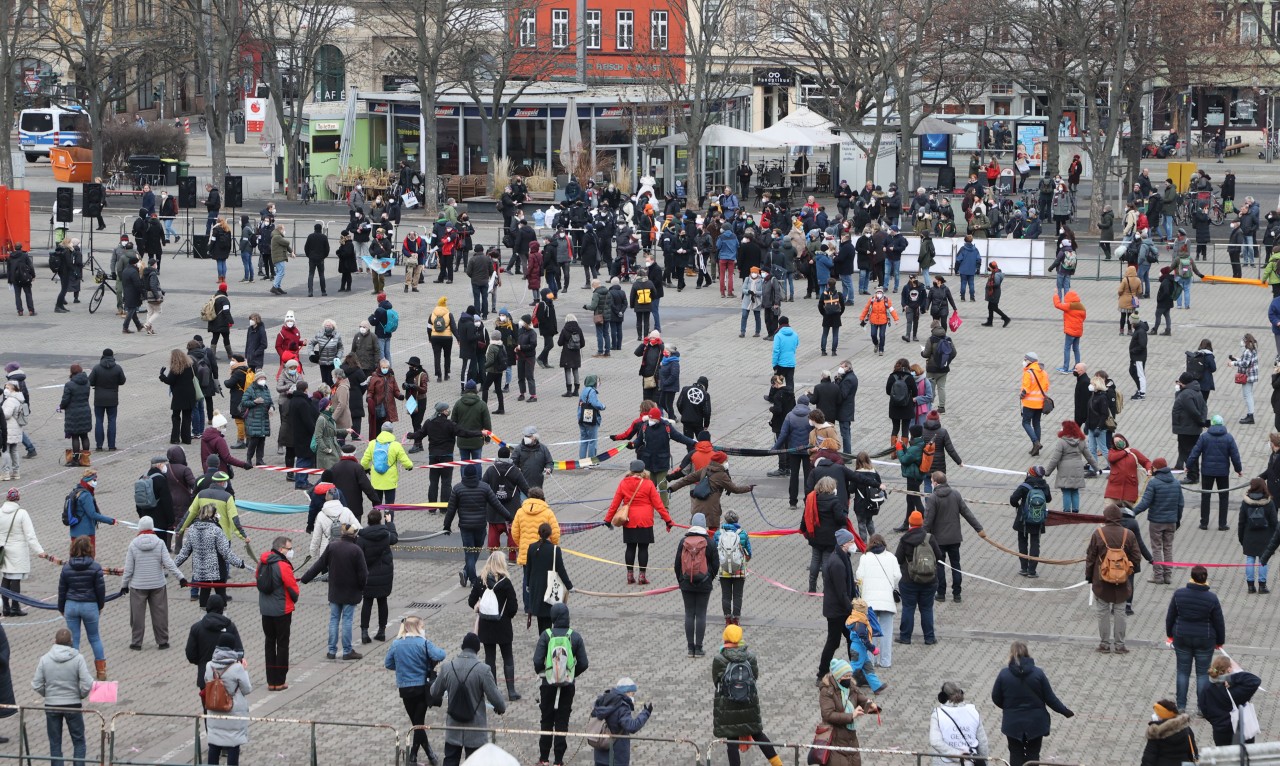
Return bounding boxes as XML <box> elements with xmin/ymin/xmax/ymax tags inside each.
<box><xmin>655</xmin><ymin>124</ymin><xmax>784</xmax><ymax>149</ymax></box>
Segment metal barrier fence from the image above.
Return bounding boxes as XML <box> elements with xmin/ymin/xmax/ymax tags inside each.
<box><xmin>708</xmin><ymin>738</ymin><xmax>1013</xmax><ymax>766</ymax></box>
<box><xmin>407</xmin><ymin>724</ymin><xmax>704</xmax><ymax>765</ymax></box>
<box><xmin>0</xmin><ymin>704</ymin><xmax>107</xmax><ymax>765</ymax></box>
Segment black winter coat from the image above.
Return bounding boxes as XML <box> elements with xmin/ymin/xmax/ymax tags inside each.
<box><xmin>288</xmin><ymin>394</ymin><xmax>320</xmax><ymax>457</ymax></box>
<box><xmin>1140</xmin><ymin>715</ymin><xmax>1198</xmax><ymax>766</ymax></box>
<box><xmin>467</xmin><ymin>573</ymin><xmax>519</xmax><ymax>645</ymax></box>
<box><xmin>820</xmin><ymin>545</ymin><xmax>855</xmax><ymax>619</ymax></box>
<box><xmin>523</xmin><ymin>541</ymin><xmax>572</xmax><ymax>619</ymax></box>
<box><xmin>58</xmin><ymin>557</ymin><xmax>105</xmax><ymax>612</ymax></box>
<box><xmin>357</xmin><ymin>522</ymin><xmax>398</xmax><ymax>598</ymax></box>
<box><xmin>59</xmin><ymin>372</ymin><xmax>92</xmax><ymax>436</ymax></box>
<box><xmin>801</xmin><ymin>489</ymin><xmax>848</xmax><ymax>549</ymax></box>
<box><xmin>300</xmin><ymin>536</ymin><xmax>367</xmax><ymax>606</ymax></box>
<box><xmin>1165</xmin><ymin>582</ymin><xmax>1226</xmax><ymax>645</ymax></box>
<box><xmin>836</xmin><ymin>373</ymin><xmax>858</xmax><ymax>422</ymax></box>
<box><xmin>991</xmin><ymin>657</ymin><xmax>1072</xmax><ymax>740</ymax></box>
<box><xmin>88</xmin><ymin>356</ymin><xmax>126</xmax><ymax>408</ymax></box>
<box><xmin>444</xmin><ymin>472</ymin><xmax>509</xmax><ymax>531</ymax></box>
<box><xmin>328</xmin><ymin>458</ymin><xmax>378</xmax><ymax>521</ymax></box>
<box><xmin>184</xmin><ymin>609</ymin><xmax>242</xmax><ymax>688</ymax></box>
<box><xmin>811</xmin><ymin>381</ymin><xmax>842</xmax><ymax>424</ymax></box>
<box><xmin>121</xmin><ymin>266</ymin><xmax>145</xmax><ymax>309</ymax></box>
<box><xmin>160</xmin><ymin>366</ymin><xmax>197</xmax><ymax>411</ymax></box>
<box><xmin>244</xmin><ymin>324</ymin><xmax>268</xmax><ymax>371</ymax></box>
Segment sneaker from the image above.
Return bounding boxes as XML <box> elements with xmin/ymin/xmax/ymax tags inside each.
<box><xmin>1114</xmin><ymin>645</ymin><xmax>1130</xmax><ymax>654</ymax></box>
<box><xmin>1096</xmin><ymin>644</ymin><xmax>1111</xmax><ymax>653</ymax></box>
<box><xmin>766</xmin><ymin>468</ymin><xmax>788</xmax><ymax>477</ymax></box>
<box><xmin>326</xmin><ymin>652</ymin><xmax>336</xmax><ymax>660</ymax></box>
<box><xmin>1132</xmin><ymin>391</ymin><xmax>1145</xmax><ymax>400</ymax></box>
<box><xmin>342</xmin><ymin>651</ymin><xmax>363</xmax><ymax>660</ymax></box>
<box><xmin>1054</xmin><ymin>367</ymin><xmax>1070</xmax><ymax>374</ymax></box>
<box><xmin>923</xmin><ymin>638</ymin><xmax>937</xmax><ymax>645</ymax></box>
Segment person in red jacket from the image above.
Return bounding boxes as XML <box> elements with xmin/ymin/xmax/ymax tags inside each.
<box><xmin>1104</xmin><ymin>434</ymin><xmax>1152</xmax><ymax>506</ymax></box>
<box><xmin>255</xmin><ymin>537</ymin><xmax>299</xmax><ymax>690</ymax></box>
<box><xmin>199</xmin><ymin>412</ymin><xmax>253</xmax><ymax>480</ymax></box>
<box><xmin>525</xmin><ymin>241</ymin><xmax>543</xmax><ymax>302</ymax></box>
<box><xmin>604</xmin><ymin>460</ymin><xmax>673</xmax><ymax>585</ymax></box>
<box><xmin>275</xmin><ymin>311</ymin><xmax>303</xmax><ymax>380</ymax></box>
<box><xmin>1052</xmin><ymin>290</ymin><xmax>1086</xmax><ymax>373</ymax></box>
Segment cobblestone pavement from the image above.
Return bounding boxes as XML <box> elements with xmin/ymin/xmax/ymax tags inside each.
<box><xmin>0</xmin><ymin>211</ymin><xmax>1277</xmax><ymax>765</ymax></box>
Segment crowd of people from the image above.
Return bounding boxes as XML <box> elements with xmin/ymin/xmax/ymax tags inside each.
<box><xmin>0</xmin><ymin>162</ymin><xmax>1275</xmax><ymax>766</ymax></box>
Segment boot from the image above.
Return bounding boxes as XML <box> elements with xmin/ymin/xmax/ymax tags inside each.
<box><xmin>1030</xmin><ymin>441</ymin><xmax>1041</xmax><ymax>456</ymax></box>
<box><xmin>506</xmin><ymin>678</ymin><xmax>522</xmax><ymax>701</ymax></box>
<box><xmin>94</xmin><ymin>660</ymin><xmax>107</xmax><ymax>681</ymax></box>
<box><xmin>560</xmin><ymin>385</ymin><xmax>575</xmax><ymax>398</ymax></box>
<box><xmin>573</xmin><ymin>385</ymin><xmax>580</xmax><ymax>396</ymax></box>
<box><xmin>64</xmin><ymin>449</ymin><xmax>77</xmax><ymax>467</ymax></box>
<box><xmin>627</xmin><ymin>570</ymin><xmax>635</xmax><ymax>585</ymax></box>
<box><xmin>1261</xmin><ymin>581</ymin><xmax>1271</xmax><ymax>594</ymax></box>
<box><xmin>725</xmin><ymin>615</ymin><xmax>734</xmax><ymax>626</ymax></box>
<box><xmin>1240</xmin><ymin>414</ymin><xmax>1256</xmax><ymax>424</ymax></box>
<box><xmin>374</xmin><ymin>625</ymin><xmax>386</xmax><ymax>641</ymax></box>
<box><xmin>638</xmin><ymin>572</ymin><xmax>650</xmax><ymax>585</ymax></box>
<box><xmin>78</xmin><ymin>452</ymin><xmax>91</xmax><ymax>467</ymax></box>
<box><xmin>1248</xmin><ymin>581</ymin><xmax>1257</xmax><ymax>593</ymax></box>
<box><xmin>361</xmin><ymin>629</ymin><xmax>372</xmax><ymax>644</ymax></box>
<box><xmin>730</xmin><ymin>616</ymin><xmax>740</xmax><ymax>625</ymax></box>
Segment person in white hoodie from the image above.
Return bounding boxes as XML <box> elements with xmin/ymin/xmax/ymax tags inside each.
<box><xmin>32</xmin><ymin>628</ymin><xmax>95</xmax><ymax>766</ymax></box>
<box><xmin>0</xmin><ymin>487</ymin><xmax>44</xmax><ymax>616</ymax></box>
<box><xmin>308</xmin><ymin>483</ymin><xmax>362</xmax><ymax>561</ymax></box>
<box><xmin>854</xmin><ymin>533</ymin><xmax>901</xmax><ymax>669</ymax></box>
<box><xmin>204</xmin><ymin>633</ymin><xmax>252</xmax><ymax>764</ymax></box>
<box><xmin>928</xmin><ymin>681</ymin><xmax>989</xmax><ymax>766</ymax></box>
<box><xmin>0</xmin><ymin>383</ymin><xmax>24</xmax><ymax>479</ymax></box>
<box><xmin>121</xmin><ymin>516</ymin><xmax>188</xmax><ymax>651</ymax></box>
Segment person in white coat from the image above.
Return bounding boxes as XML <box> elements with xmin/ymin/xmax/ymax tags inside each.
<box><xmin>929</xmin><ymin>681</ymin><xmax>990</xmax><ymax>766</ymax></box>
<box><xmin>0</xmin><ymin>384</ymin><xmax>23</xmax><ymax>480</ymax></box>
<box><xmin>854</xmin><ymin>532</ymin><xmax>900</xmax><ymax>669</ymax></box>
<box><xmin>0</xmin><ymin>487</ymin><xmax>43</xmax><ymax>616</ymax></box>
<box><xmin>308</xmin><ymin>486</ymin><xmax>362</xmax><ymax>560</ymax></box>
<box><xmin>204</xmin><ymin>633</ymin><xmax>252</xmax><ymax>764</ymax></box>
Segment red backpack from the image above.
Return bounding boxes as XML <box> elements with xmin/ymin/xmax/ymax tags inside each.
<box><xmin>680</xmin><ymin>535</ymin><xmax>709</xmax><ymax>583</ymax></box>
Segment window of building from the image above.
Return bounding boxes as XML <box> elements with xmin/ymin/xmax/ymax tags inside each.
<box><xmin>1241</xmin><ymin>13</ymin><xmax>1259</xmax><ymax>44</ymax></box>
<box><xmin>137</xmin><ymin>60</ymin><xmax>154</xmax><ymax>109</ymax></box>
<box><xmin>551</xmin><ymin>9</ymin><xmax>569</xmax><ymax>48</ymax></box>
<box><xmin>519</xmin><ymin>10</ymin><xmax>536</xmax><ymax>47</ymax></box>
<box><xmin>113</xmin><ymin>0</ymin><xmax>127</xmax><ymax>28</ymax></box>
<box><xmin>617</xmin><ymin>10</ymin><xmax>633</xmax><ymax>50</ymax></box>
<box><xmin>650</xmin><ymin>11</ymin><xmax>667</xmax><ymax>50</ymax></box>
<box><xmin>134</xmin><ymin>0</ymin><xmax>151</xmax><ymax>24</ymax></box>
<box><xmin>313</xmin><ymin>45</ymin><xmax>345</xmax><ymax>102</ymax></box>
<box><xmin>990</xmin><ymin>81</ymin><xmax>1013</xmax><ymax>96</ymax></box>
<box><xmin>586</xmin><ymin>10</ymin><xmax>601</xmax><ymax>49</ymax></box>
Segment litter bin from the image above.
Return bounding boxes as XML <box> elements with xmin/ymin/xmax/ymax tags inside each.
<box><xmin>161</xmin><ymin>158</ymin><xmax>178</xmax><ymax>186</ymax></box>
<box><xmin>177</xmin><ymin>161</ymin><xmax>190</xmax><ymax>178</ymax></box>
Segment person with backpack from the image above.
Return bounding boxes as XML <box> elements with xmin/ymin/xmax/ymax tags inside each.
<box><xmin>355</xmin><ymin>508</ymin><xmax>397</xmax><ymax>644</ymax></box>
<box><xmin>532</xmin><ymin>603</ymin><xmax>587</xmax><ymax>766</ymax></box>
<box><xmin>556</xmin><ymin>314</ymin><xmax>585</xmax><ymax>397</ymax></box>
<box><xmin>64</xmin><ymin>470</ymin><xmax>117</xmax><ymax>553</ymax></box>
<box><xmin>33</xmin><ymin>627</ymin><xmax>95</xmax><ymax>765</ymax></box>
<box><xmin>483</xmin><ymin>446</ymin><xmax>531</xmax><ymax>562</ymax></box>
<box><xmin>6</xmin><ymin>244</ymin><xmax>35</xmax><ymax>316</ymax></box>
<box><xmin>710</xmin><ymin>510</ymin><xmax>752</xmax><ymax>627</ymax></box>
<box><xmin>859</xmin><ymin>287</ymin><xmax>900</xmax><ymax>356</ymax></box>
<box><xmin>444</xmin><ymin>463</ymin><xmax>511</xmax><ymax>588</ymax></box>
<box><xmin>919</xmin><ymin>322</ymin><xmax>956</xmax><ymax>414</ymax></box>
<box><xmin>1188</xmin><ymin>414</ymin><xmax>1243</xmax><ymax>532</ymax></box>
<box><xmin>588</xmin><ymin>677</ymin><xmax>652</xmax><ymax>766</ymax></box>
<box><xmin>300</xmin><ymin>523</ymin><xmax>368</xmax><ymax>661</ymax></box>
<box><xmin>121</xmin><ymin>515</ymin><xmax>187</xmax><ymax>651</ymax></box>
<box><xmin>991</xmin><ymin>640</ymin><xmax>1075</xmax><ymax>766</ymax></box>
<box><xmin>1165</xmin><ymin>564</ymin><xmax>1226</xmax><ymax>712</ymax></box>
<box><xmin>1170</xmin><ymin>232</ymin><xmax>1203</xmax><ymax>309</ymax></box>
<box><xmin>574</xmin><ymin>375</ymin><xmax>606</xmax><ymax>461</ymax></box>
<box><xmin>383</xmin><ymin>616</ymin><xmax>447</xmax><ymax>766</ymax></box>
<box><xmin>467</xmin><ymin>552</ymin><xmax>521</xmax><ymax>702</ymax></box>
<box><xmin>185</xmin><ymin>592</ymin><xmax>241</xmax><ymax>694</ymax></box>
<box><xmin>1237</xmin><ymin>478</ymin><xmax>1277</xmax><ymax>594</ymax></box>
<box><xmin>360</xmin><ymin>422</ymin><xmax>413</xmax><ymax>507</ymax></box>
<box><xmin>1085</xmin><ymin>502</ymin><xmax>1143</xmax><ymax>653</ymax></box>
<box><xmin>713</xmin><ymin>624</ymin><xmax>784</xmax><ymax>766</ymax></box>
<box><xmin>669</xmin><ymin>450</ymin><xmax>754</xmax><ymax>531</ymax></box>
<box><xmin>895</xmin><ymin>510</ymin><xmax>942</xmax><ymax>644</ymax></box>
<box><xmin>254</xmin><ymin>537</ymin><xmax>299</xmax><ymax>691</ymax></box>
<box><xmin>674</xmin><ymin>511</ymin><xmax>719</xmax><ymax>657</ymax></box>
<box><xmin>1047</xmin><ymin>240</ymin><xmax>1078</xmax><ymax>300</ymax></box>
<box><xmin>481</xmin><ymin>317</ymin><xmax>511</xmax><ymax>413</ymax></box>
<box><xmin>201</xmin><ymin>633</ymin><xmax>251</xmax><ymax>764</ymax></box>
<box><xmin>1009</xmin><ymin>467</ymin><xmax>1052</xmax><ymax>579</ymax></box>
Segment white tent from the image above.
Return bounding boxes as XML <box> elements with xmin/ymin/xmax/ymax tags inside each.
<box><xmin>755</xmin><ymin>121</ymin><xmax>851</xmax><ymax>146</ymax></box>
<box><xmin>776</xmin><ymin>106</ymin><xmax>838</xmax><ymax>131</ymax></box>
<box><xmin>654</xmin><ymin>124</ymin><xmax>784</xmax><ymax>149</ymax></box>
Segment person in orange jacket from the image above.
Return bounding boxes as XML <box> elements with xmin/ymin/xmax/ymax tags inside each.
<box><xmin>1052</xmin><ymin>289</ymin><xmax>1086</xmax><ymax>373</ymax></box>
<box><xmin>1020</xmin><ymin>351</ymin><xmax>1050</xmax><ymax>455</ymax></box>
<box><xmin>859</xmin><ymin>287</ymin><xmax>900</xmax><ymax>356</ymax></box>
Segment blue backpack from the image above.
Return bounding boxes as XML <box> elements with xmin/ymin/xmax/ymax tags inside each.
<box><xmin>373</xmin><ymin>440</ymin><xmax>391</xmax><ymax>474</ymax></box>
<box><xmin>383</xmin><ymin>309</ymin><xmax>400</xmax><ymax>334</ymax></box>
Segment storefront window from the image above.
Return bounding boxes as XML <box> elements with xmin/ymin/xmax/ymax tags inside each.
<box><xmin>465</xmin><ymin>117</ymin><xmax>489</xmax><ymax>176</ymax></box>
<box><xmin>391</xmin><ymin>116</ymin><xmax>420</xmax><ymax>167</ymax></box>
<box><xmin>437</xmin><ymin>118</ymin><xmax>459</xmax><ymax>175</ymax></box>
<box><xmin>508</xmin><ymin>117</ymin><xmax>548</xmax><ymax>173</ymax></box>
<box><xmin>596</xmin><ymin>116</ymin><xmax>627</xmax><ymax>145</ymax></box>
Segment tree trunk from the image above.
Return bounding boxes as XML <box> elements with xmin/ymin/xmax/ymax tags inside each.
<box><xmin>896</xmin><ymin>81</ymin><xmax>913</xmax><ymax>192</ymax></box>
<box><xmin>207</xmin><ymin>98</ymin><xmax>227</xmax><ymax>189</ymax></box>
<box><xmin>1045</xmin><ymin>88</ymin><xmax>1064</xmax><ymax>180</ymax></box>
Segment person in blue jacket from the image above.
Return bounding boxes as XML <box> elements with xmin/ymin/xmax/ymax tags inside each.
<box><xmin>991</xmin><ymin>640</ymin><xmax>1074</xmax><ymax>766</ymax></box>
<box><xmin>65</xmin><ymin>470</ymin><xmax>117</xmax><ymax>549</ymax></box>
<box><xmin>1187</xmin><ymin>415</ymin><xmax>1243</xmax><ymax>530</ymax></box>
<box><xmin>716</xmin><ymin>229</ymin><xmax>738</xmax><ymax>298</ymax></box>
<box><xmin>953</xmin><ymin>235</ymin><xmax>982</xmax><ymax>301</ymax></box>
<box><xmin>712</xmin><ymin>510</ymin><xmax>752</xmax><ymax>624</ymax></box>
<box><xmin>813</xmin><ymin>244</ymin><xmax>835</xmax><ymax>286</ymax></box>
<box><xmin>1023</xmin><ymin>209</ymin><xmax>1043</xmax><ymax>240</ymax></box>
<box><xmin>384</xmin><ymin>615</ymin><xmax>447</xmax><ymax>766</ymax></box>
<box><xmin>577</xmin><ymin>374</ymin><xmax>606</xmax><ymax>461</ymax></box>
<box><xmin>1268</xmin><ymin>294</ymin><xmax>1280</xmax><ymax>361</ymax></box>
<box><xmin>772</xmin><ymin>395</ymin><xmax>813</xmax><ymax>508</ymax></box>
<box><xmin>771</xmin><ymin>316</ymin><xmax>799</xmax><ymax>390</ymax></box>
<box><xmin>589</xmin><ymin>677</ymin><xmax>653</xmax><ymax>766</ymax></box>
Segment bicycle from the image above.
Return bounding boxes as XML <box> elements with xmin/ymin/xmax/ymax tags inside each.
<box><xmin>104</xmin><ymin>168</ymin><xmax>128</xmax><ymax>191</ymax></box>
<box><xmin>86</xmin><ymin>254</ymin><xmax>117</xmax><ymax>314</ymax></box>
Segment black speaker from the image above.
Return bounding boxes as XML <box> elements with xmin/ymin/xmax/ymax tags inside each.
<box><xmin>82</xmin><ymin>183</ymin><xmax>104</xmax><ymax>218</ymax></box>
<box><xmin>937</xmin><ymin>166</ymin><xmax>956</xmax><ymax>192</ymax></box>
<box><xmin>224</xmin><ymin>175</ymin><xmax>243</xmax><ymax>208</ymax></box>
<box><xmin>55</xmin><ymin>187</ymin><xmax>74</xmax><ymax>222</ymax></box>
<box><xmin>192</xmin><ymin>234</ymin><xmax>209</xmax><ymax>259</ymax></box>
<box><xmin>178</xmin><ymin>177</ymin><xmax>198</xmax><ymax>208</ymax></box>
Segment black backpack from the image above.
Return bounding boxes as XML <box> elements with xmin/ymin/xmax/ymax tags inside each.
<box><xmin>1186</xmin><ymin>352</ymin><xmax>1207</xmax><ymax>380</ymax></box>
<box><xmin>11</xmin><ymin>256</ymin><xmax>34</xmax><ymax>285</ymax></box>
<box><xmin>491</xmin><ymin>463</ymin><xmax>519</xmax><ymax>502</ymax></box>
<box><xmin>446</xmin><ymin>664</ymin><xmax>479</xmax><ymax>722</ymax></box>
<box><xmin>718</xmin><ymin>658</ymin><xmax>756</xmax><ymax>704</ymax></box>
<box><xmin>255</xmin><ymin>556</ymin><xmax>279</xmax><ymax>594</ymax></box>
<box><xmin>889</xmin><ymin>375</ymin><xmax>913</xmax><ymax>409</ymax></box>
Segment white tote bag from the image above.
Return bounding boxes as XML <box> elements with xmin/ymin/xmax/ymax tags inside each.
<box><xmin>1229</xmin><ymin>687</ymin><xmax>1261</xmax><ymax>743</ymax></box>
<box><xmin>543</xmin><ymin>547</ymin><xmax>566</xmax><ymax>606</ymax></box>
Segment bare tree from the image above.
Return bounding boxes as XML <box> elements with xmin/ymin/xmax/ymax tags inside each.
<box><xmin>0</xmin><ymin>0</ymin><xmax>35</xmax><ymax>184</ymax></box>
<box><xmin>248</xmin><ymin>0</ymin><xmax>355</xmax><ymax>199</ymax></box>
<box><xmin>42</xmin><ymin>0</ymin><xmax>162</xmax><ymax>173</ymax></box>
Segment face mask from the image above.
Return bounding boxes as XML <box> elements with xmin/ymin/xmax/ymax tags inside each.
<box><xmin>87</xmin><ymin>480</ymin><xmax>97</xmax><ymax>488</ymax></box>
<box><xmin>285</xmin><ymin>321</ymin><xmax>295</xmax><ymax>328</ymax></box>
<box><xmin>284</xmin><ymin>549</ymin><xmax>294</xmax><ymax>560</ymax></box>
<box><xmin>380</xmin><ymin>367</ymin><xmax>390</xmax><ymax>374</ymax></box>
<box><xmin>523</xmin><ymin>437</ymin><xmax>534</xmax><ymax>446</ymax></box>
<box><xmin>249</xmin><ymin>319</ymin><xmax>257</xmax><ymax>327</ymax></box>
<box><xmin>360</xmin><ymin>327</ymin><xmax>368</xmax><ymax>335</ymax></box>
<box><xmin>325</xmin><ymin>328</ymin><xmax>334</xmax><ymax>335</ymax></box>
<box><xmin>159</xmin><ymin>464</ymin><xmax>168</xmax><ymax>474</ymax></box>
<box><xmin>839</xmin><ymin>678</ymin><xmax>852</xmax><ymax>688</ymax></box>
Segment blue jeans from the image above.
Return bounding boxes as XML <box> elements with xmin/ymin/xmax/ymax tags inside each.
<box><xmin>897</xmin><ymin>579</ymin><xmax>935</xmax><ymax>642</ymax></box>
<box><xmin>294</xmin><ymin>455</ymin><xmax>314</xmax><ymax>489</ymax></box>
<box><xmin>459</xmin><ymin>447</ymin><xmax>482</xmax><ymax>461</ymax></box>
<box><xmin>651</xmin><ymin>299</ymin><xmax>661</xmax><ymax>332</ymax></box>
<box><xmin>205</xmin><ymin>213</ymin><xmax>217</xmax><ymax>237</ymax></box>
<box><xmin>839</xmin><ymin>421</ymin><xmax>852</xmax><ymax>454</ymax></box>
<box><xmin>783</xmin><ymin>272</ymin><xmax>795</xmax><ymax>299</ymax></box>
<box><xmin>1247</xmin><ymin>555</ymin><xmax>1269</xmax><ymax>582</ymax></box>
<box><xmin>45</xmin><ymin>706</ymin><xmax>86</xmax><ymax>766</ymax></box>
<box><xmin>1055</xmin><ymin>271</ymin><xmax>1071</xmax><ymax>299</ymax></box>
<box><xmin>579</xmin><ymin>425</ymin><xmax>599</xmax><ymax>459</ymax></box>
<box><xmin>64</xmin><ymin>600</ymin><xmax>104</xmax><ymax>660</ymax></box>
<box><xmin>191</xmin><ymin>405</ymin><xmax>205</xmax><ymax>438</ymax></box>
<box><xmin>1163</xmin><ymin>215</ymin><xmax>1175</xmax><ymax>241</ymax></box>
<box><xmin>1021</xmin><ymin>407</ymin><xmax>1042</xmax><ymax>445</ymax></box>
<box><xmin>163</xmin><ymin>218</ymin><xmax>178</xmax><ymax>239</ymax></box>
<box><xmin>460</xmin><ymin>526</ymin><xmax>484</xmax><ymax>585</ymax></box>
<box><xmin>1244</xmin><ymin>235</ymin><xmax>1257</xmax><ymax>265</ymax></box>
<box><xmin>240</xmin><ymin>250</ymin><xmax>254</xmax><ymax>280</ymax></box>
<box><xmin>1177</xmin><ymin>276</ymin><xmax>1191</xmax><ymax>308</ymax></box>
<box><xmin>1087</xmin><ymin>428</ymin><xmax>1108</xmax><ymax>459</ymax></box>
<box><xmin>21</xmin><ymin>432</ymin><xmax>34</xmax><ymax>453</ymax></box>
<box><xmin>884</xmin><ymin>260</ymin><xmax>901</xmax><ymax>291</ymax></box>
<box><xmin>215</xmin><ymin>259</ymin><xmax>227</xmax><ymax>279</ymax></box>
<box><xmin>857</xmin><ymin>270</ymin><xmax>869</xmax><ymax>294</ymax></box>
<box><xmin>273</xmin><ymin>259</ymin><xmax>287</xmax><ymax>290</ymax></box>
<box><xmin>94</xmin><ymin>405</ymin><xmax>117</xmax><ymax>449</ymax></box>
<box><xmin>1061</xmin><ymin>488</ymin><xmax>1080</xmax><ymax>512</ymax></box>
<box><xmin>1138</xmin><ymin>262</ymin><xmax>1151</xmax><ymax>295</ymax></box>
<box><xmin>821</xmin><ymin>326</ymin><xmax>840</xmax><ymax>352</ymax></box>
<box><xmin>608</xmin><ymin>321</ymin><xmax>623</xmax><ymax>350</ymax></box>
<box><xmin>840</xmin><ymin>274</ymin><xmax>855</xmax><ymax>302</ymax></box>
<box><xmin>1062</xmin><ymin>335</ymin><xmax>1081</xmax><ymax>369</ymax></box>
<box><xmin>869</xmin><ymin>323</ymin><xmax>886</xmax><ymax>352</ymax></box>
<box><xmin>959</xmin><ymin>274</ymin><xmax>975</xmax><ymax>300</ymax></box>
<box><xmin>740</xmin><ymin>309</ymin><xmax>761</xmax><ymax>335</ymax></box>
<box><xmin>1174</xmin><ymin>635</ymin><xmax>1215</xmax><ymax>711</ymax></box>
<box><xmin>595</xmin><ymin>323</ymin><xmax>608</xmax><ymax>354</ymax></box>
<box><xmin>378</xmin><ymin>337</ymin><xmax>392</xmax><ymax>363</ymax></box>
<box><xmin>328</xmin><ymin>602</ymin><xmax>355</xmax><ymax>655</ymax></box>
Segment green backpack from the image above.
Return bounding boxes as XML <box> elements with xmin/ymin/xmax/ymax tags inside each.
<box><xmin>543</xmin><ymin>629</ymin><xmax>577</xmax><ymax>686</ymax></box>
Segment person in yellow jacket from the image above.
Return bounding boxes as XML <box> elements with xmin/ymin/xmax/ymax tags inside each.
<box><xmin>360</xmin><ymin>422</ymin><xmax>414</xmax><ymax>505</ymax></box>
<box><xmin>427</xmin><ymin>296</ymin><xmax>455</xmax><ymax>381</ymax></box>
<box><xmin>859</xmin><ymin>287</ymin><xmax>900</xmax><ymax>356</ymax></box>
<box><xmin>1019</xmin><ymin>351</ymin><xmax>1051</xmax><ymax>456</ymax></box>
<box><xmin>510</xmin><ymin>486</ymin><xmax>560</xmax><ymax>566</ymax></box>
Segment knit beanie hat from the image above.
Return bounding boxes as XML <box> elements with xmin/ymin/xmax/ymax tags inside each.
<box><xmin>723</xmin><ymin>624</ymin><xmax>743</xmax><ymax>646</ymax></box>
<box><xmin>909</xmin><ymin>511</ymin><xmax>924</xmax><ymax>528</ymax></box>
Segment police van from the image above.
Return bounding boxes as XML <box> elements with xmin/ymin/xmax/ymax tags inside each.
<box><xmin>18</xmin><ymin>106</ymin><xmax>88</xmax><ymax>162</ymax></box>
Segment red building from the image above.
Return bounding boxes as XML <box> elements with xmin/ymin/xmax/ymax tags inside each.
<box><xmin>512</xmin><ymin>0</ymin><xmax>686</xmax><ymax>83</ymax></box>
